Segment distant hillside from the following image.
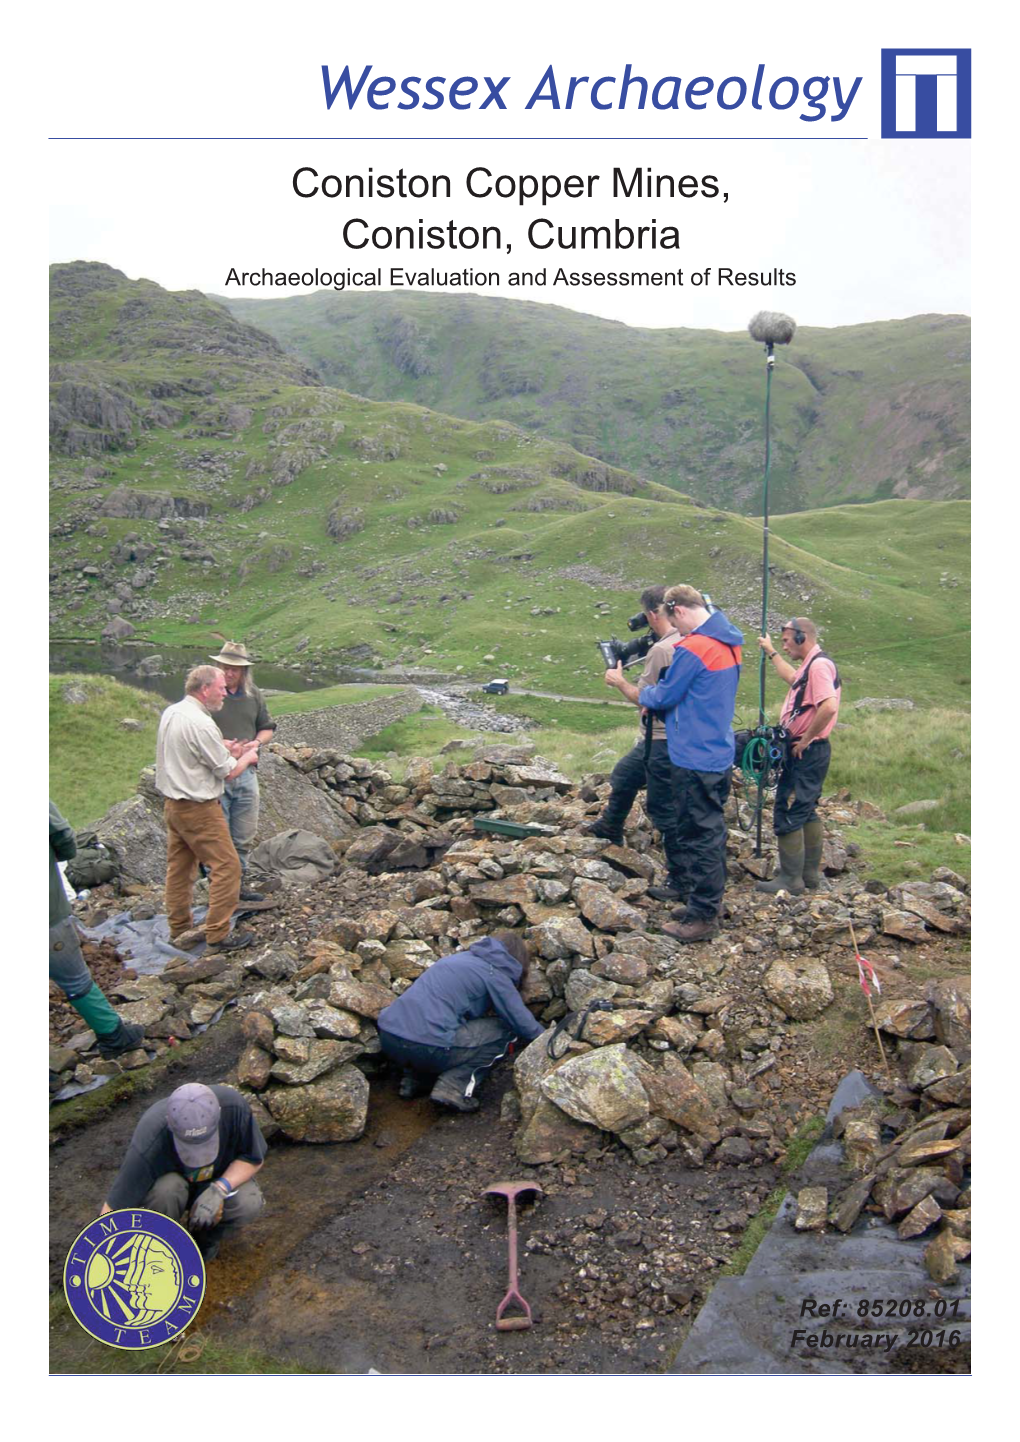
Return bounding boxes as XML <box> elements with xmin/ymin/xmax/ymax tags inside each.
<box><xmin>219</xmin><ymin>291</ymin><xmax>971</xmax><ymax>513</ymax></box>
<box><xmin>49</xmin><ymin>263</ymin><xmax>969</xmax><ymax>713</ymax></box>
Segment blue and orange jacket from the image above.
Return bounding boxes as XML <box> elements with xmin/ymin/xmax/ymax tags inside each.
<box><xmin>638</xmin><ymin>610</ymin><xmax>744</xmax><ymax>772</ymax></box>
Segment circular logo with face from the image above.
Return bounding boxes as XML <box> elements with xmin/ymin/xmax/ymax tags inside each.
<box><xmin>64</xmin><ymin>1209</ymin><xmax>206</xmax><ymax>1349</ymax></box>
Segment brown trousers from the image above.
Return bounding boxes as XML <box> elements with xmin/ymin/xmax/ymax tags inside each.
<box><xmin>164</xmin><ymin>798</ymin><xmax>241</xmax><ymax>943</ymax></box>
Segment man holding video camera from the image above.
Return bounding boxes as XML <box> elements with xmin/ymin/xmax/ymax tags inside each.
<box><xmin>606</xmin><ymin>585</ymin><xmax>743</xmax><ymax>942</ymax></box>
<box><xmin>588</xmin><ymin>586</ymin><xmax>687</xmax><ymax>901</ymax></box>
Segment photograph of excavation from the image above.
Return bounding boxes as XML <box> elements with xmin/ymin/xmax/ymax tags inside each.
<box><xmin>48</xmin><ymin>264</ymin><xmax>971</xmax><ymax>1374</ymax></box>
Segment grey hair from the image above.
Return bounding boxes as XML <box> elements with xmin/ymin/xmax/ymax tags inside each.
<box><xmin>185</xmin><ymin>665</ymin><xmax>222</xmax><ymax>695</ymax></box>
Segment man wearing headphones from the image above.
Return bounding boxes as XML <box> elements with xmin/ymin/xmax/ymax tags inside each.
<box><xmin>757</xmin><ymin>618</ymin><xmax>842</xmax><ymax>895</ymax></box>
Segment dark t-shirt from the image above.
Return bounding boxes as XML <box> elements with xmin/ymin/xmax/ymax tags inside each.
<box><xmin>214</xmin><ymin>685</ymin><xmax>275</xmax><ymax>744</ymax></box>
<box><xmin>105</xmin><ymin>1085</ymin><xmax>268</xmax><ymax>1208</ymax></box>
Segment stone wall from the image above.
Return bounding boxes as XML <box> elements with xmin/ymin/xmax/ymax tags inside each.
<box><xmin>273</xmin><ymin>688</ymin><xmax>423</xmax><ymax>752</ymax></box>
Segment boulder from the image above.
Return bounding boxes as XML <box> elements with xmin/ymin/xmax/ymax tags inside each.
<box><xmin>794</xmin><ymin>1187</ymin><xmax>829</xmax><ymax>1231</ymax></box>
<box><xmin>269</xmin><ymin>1039</ymin><xmax>362</xmax><ymax>1085</ymax></box>
<box><xmin>541</xmin><ymin>1044</ymin><xmax>650</xmax><ymax>1133</ymax></box>
<box><xmin>241</xmin><ymin>1010</ymin><xmax>275</xmax><ymax>1050</ymax></box>
<box><xmin>763</xmin><ymin>957</ymin><xmax>834</xmax><ymax>1020</ymax></box>
<box><xmin>515</xmin><ymin>1098</ymin><xmax>600</xmax><ymax>1165</ymax></box>
<box><xmin>329</xmin><ymin>977</ymin><xmax>397</xmax><ymax>1019</ymax></box>
<box><xmin>582</xmin><ymin>1008</ymin><xmax>656</xmax><ymax>1046</ymax></box>
<box><xmin>897</xmin><ymin>1195</ymin><xmax>943</xmax><ymax>1239</ymax></box>
<box><xmin>238</xmin><ymin>1043</ymin><xmax>272</xmax><ymax>1091</ymax></box>
<box><xmin>563</xmin><ymin>968</ymin><xmax>618</xmax><ymax>1014</ymax></box>
<box><xmin>871</xmin><ymin>997</ymin><xmax>935</xmax><ymax>1039</ymax></box>
<box><xmin>88</xmin><ymin>791</ymin><xmax>166</xmax><ymax>886</ymax></box>
<box><xmin>255</xmin><ymin>751</ymin><xmax>355</xmax><ymax>844</ymax></box>
<box><xmin>929</xmin><ymin>977</ymin><xmax>971</xmax><ymax>1062</ymax></box>
<box><xmin>633</xmin><ymin>1053</ymin><xmax>721</xmax><ymax>1143</ymax></box>
<box><xmin>881</xmin><ymin>910</ymin><xmax>929</xmax><ymax>944</ymax></box>
<box><xmin>532</xmin><ymin>915</ymin><xmax>594</xmax><ymax>961</ymax></box>
<box><xmin>924</xmin><ymin>1227</ymin><xmax>970</xmax><ymax>1285</ymax></box>
<box><xmin>906</xmin><ymin>1044</ymin><xmax>958</xmax><ymax>1092</ymax></box>
<box><xmin>572</xmin><ymin>880</ymin><xmax>644</xmax><ymax>932</ymax></box>
<box><xmin>266</xmin><ymin>1063</ymin><xmax>370</xmax><ymax>1142</ymax></box>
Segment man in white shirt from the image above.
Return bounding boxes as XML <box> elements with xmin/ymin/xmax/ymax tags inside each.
<box><xmin>156</xmin><ymin>666</ymin><xmax>260</xmax><ymax>951</ymax></box>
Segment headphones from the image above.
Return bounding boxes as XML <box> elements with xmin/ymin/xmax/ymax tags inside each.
<box><xmin>665</xmin><ymin>590</ymin><xmax>715</xmax><ymax>617</ymax></box>
<box><xmin>783</xmin><ymin>620</ymin><xmax>807</xmax><ymax>645</ymax></box>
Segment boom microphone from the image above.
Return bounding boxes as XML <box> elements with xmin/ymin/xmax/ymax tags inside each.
<box><xmin>748</xmin><ymin>311</ymin><xmax>797</xmax><ymax>347</ymax></box>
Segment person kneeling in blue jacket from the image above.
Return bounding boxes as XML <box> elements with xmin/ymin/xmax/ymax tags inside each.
<box><xmin>377</xmin><ymin>931</ymin><xmax>544</xmax><ymax>1112</ymax></box>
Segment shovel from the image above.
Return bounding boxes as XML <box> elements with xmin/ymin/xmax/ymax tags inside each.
<box><xmin>484</xmin><ymin>1180</ymin><xmax>543</xmax><ymax>1331</ymax></box>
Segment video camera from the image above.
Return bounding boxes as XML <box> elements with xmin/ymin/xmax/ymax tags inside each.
<box><xmin>596</xmin><ymin>593</ymin><xmax>716</xmax><ymax>670</ymax></box>
<box><xmin>596</xmin><ymin>611</ymin><xmax>654</xmax><ymax>670</ymax></box>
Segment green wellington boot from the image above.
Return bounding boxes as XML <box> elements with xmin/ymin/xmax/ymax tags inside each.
<box><xmin>756</xmin><ymin>830</ymin><xmax>806</xmax><ymax>896</ymax></box>
<box><xmin>802</xmin><ymin>820</ymin><xmax>825</xmax><ymax>891</ymax></box>
<box><xmin>69</xmin><ymin>983</ymin><xmax>146</xmax><ymax>1057</ymax></box>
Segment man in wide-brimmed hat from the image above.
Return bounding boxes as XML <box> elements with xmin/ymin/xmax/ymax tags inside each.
<box><xmin>208</xmin><ymin>642</ymin><xmax>276</xmax><ymax>901</ymax></box>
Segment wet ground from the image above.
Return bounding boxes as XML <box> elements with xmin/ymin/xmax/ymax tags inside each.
<box><xmin>49</xmin><ymin>1013</ymin><xmax>783</xmax><ymax>1374</ymax></box>
<box><xmin>49</xmin><ymin>873</ymin><xmax>972</xmax><ymax>1375</ymax></box>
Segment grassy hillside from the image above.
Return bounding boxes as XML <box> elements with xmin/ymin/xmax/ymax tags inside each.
<box><xmin>50</xmin><ymin>674</ymin><xmax>165</xmax><ymax>826</ymax></box>
<box><xmin>50</xmin><ymin>264</ymin><xmax>969</xmax><ymax>720</ymax></box>
<box><xmin>219</xmin><ymin>291</ymin><xmax>970</xmax><ymax>513</ymax></box>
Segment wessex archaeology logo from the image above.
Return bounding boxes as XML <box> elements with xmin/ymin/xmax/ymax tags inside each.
<box><xmin>881</xmin><ymin>49</ymin><xmax>971</xmax><ymax>138</ymax></box>
<box><xmin>64</xmin><ymin>1209</ymin><xmax>206</xmax><ymax>1350</ymax></box>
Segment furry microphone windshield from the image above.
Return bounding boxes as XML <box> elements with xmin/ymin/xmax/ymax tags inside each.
<box><xmin>748</xmin><ymin>311</ymin><xmax>797</xmax><ymax>346</ymax></box>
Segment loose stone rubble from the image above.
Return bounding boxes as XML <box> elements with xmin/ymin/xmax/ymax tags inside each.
<box><xmin>791</xmin><ymin>976</ymin><xmax>971</xmax><ymax>1285</ymax></box>
<box><xmin>51</xmin><ymin>738</ymin><xmax>972</xmax><ymax>1249</ymax></box>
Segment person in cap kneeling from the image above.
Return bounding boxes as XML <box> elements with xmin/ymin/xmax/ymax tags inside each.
<box><xmin>757</xmin><ymin>618</ymin><xmax>842</xmax><ymax>895</ymax></box>
<box><xmin>208</xmin><ymin>642</ymin><xmax>277</xmax><ymax>903</ymax></box>
<box><xmin>377</xmin><ymin>931</ymin><xmax>544</xmax><ymax>1112</ymax></box>
<box><xmin>99</xmin><ymin>1083</ymin><xmax>267</xmax><ymax>1259</ymax></box>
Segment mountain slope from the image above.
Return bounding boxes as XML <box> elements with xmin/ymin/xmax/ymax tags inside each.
<box><xmin>218</xmin><ymin>291</ymin><xmax>970</xmax><ymax>513</ymax></box>
<box><xmin>49</xmin><ymin>264</ymin><xmax>969</xmax><ymax>713</ymax></box>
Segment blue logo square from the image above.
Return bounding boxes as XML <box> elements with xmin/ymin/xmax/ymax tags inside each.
<box><xmin>881</xmin><ymin>49</ymin><xmax>971</xmax><ymax>138</ymax></box>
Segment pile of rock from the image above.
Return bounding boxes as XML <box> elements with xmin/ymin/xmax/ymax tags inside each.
<box><xmin>795</xmin><ymin>977</ymin><xmax>971</xmax><ymax>1285</ymax></box>
<box><xmin>269</xmin><ymin>740</ymin><xmax>580</xmax><ymax>832</ymax></box>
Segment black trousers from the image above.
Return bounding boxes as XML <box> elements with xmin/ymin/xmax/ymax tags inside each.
<box><xmin>377</xmin><ymin>1018</ymin><xmax>517</xmax><ymax>1097</ymax></box>
<box><xmin>670</xmin><ymin>765</ymin><xmax>732</xmax><ymax>921</ymax></box>
<box><xmin>602</xmin><ymin>739</ymin><xmax>685</xmax><ymax>884</ymax></box>
<box><xmin>774</xmin><ymin>738</ymin><xmax>831</xmax><ymax>835</ymax></box>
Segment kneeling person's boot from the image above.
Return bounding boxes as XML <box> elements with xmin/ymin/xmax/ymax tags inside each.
<box><xmin>69</xmin><ymin>982</ymin><xmax>146</xmax><ymax>1056</ymax></box>
<box><xmin>430</xmin><ymin>1075</ymin><xmax>480</xmax><ymax>1113</ymax></box>
<box><xmin>802</xmin><ymin>820</ymin><xmax>825</xmax><ymax>890</ymax></box>
<box><xmin>756</xmin><ymin>830</ymin><xmax>806</xmax><ymax>896</ymax></box>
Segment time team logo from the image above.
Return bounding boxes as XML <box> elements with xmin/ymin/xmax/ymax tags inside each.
<box><xmin>63</xmin><ymin>1209</ymin><xmax>206</xmax><ymax>1349</ymax></box>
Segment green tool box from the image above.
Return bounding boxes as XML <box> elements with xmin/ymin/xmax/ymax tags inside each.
<box><xmin>473</xmin><ymin>817</ymin><xmax>559</xmax><ymax>839</ymax></box>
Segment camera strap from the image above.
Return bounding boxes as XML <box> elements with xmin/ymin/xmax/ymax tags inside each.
<box><xmin>788</xmin><ymin>652</ymin><xmax>841</xmax><ymax>721</ymax></box>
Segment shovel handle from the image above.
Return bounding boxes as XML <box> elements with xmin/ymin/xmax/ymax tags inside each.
<box><xmin>495</xmin><ymin>1286</ymin><xmax>533</xmax><ymax>1330</ymax></box>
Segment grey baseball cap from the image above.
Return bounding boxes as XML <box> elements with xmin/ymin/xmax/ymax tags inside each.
<box><xmin>167</xmin><ymin>1083</ymin><xmax>221</xmax><ymax>1167</ymax></box>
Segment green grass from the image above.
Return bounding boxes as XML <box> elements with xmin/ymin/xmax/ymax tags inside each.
<box><xmin>827</xmin><ymin>707</ymin><xmax>969</xmax><ymax>834</ymax></box>
<box><xmin>844</xmin><ymin>821</ymin><xmax>970</xmax><ymax>888</ymax></box>
<box><xmin>491</xmin><ymin>691</ymin><xmax>635</xmax><ymax>733</ymax></box>
<box><xmin>221</xmin><ymin>291</ymin><xmax>969</xmax><ymax>513</ymax></box>
<box><xmin>49</xmin><ymin>675</ymin><xmax>164</xmax><ymax>827</ymax></box>
<box><xmin>49</xmin><ymin>267</ymin><xmax>970</xmax><ymax>719</ymax></box>
<box><xmin>356</xmin><ymin>706</ymin><xmax>472</xmax><ymax>777</ymax></box>
<box><xmin>270</xmin><ymin>683</ymin><xmax>402</xmax><ymax>715</ymax></box>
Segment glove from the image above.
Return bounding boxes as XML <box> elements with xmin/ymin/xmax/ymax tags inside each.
<box><xmin>190</xmin><ymin>1184</ymin><xmax>226</xmax><ymax>1231</ymax></box>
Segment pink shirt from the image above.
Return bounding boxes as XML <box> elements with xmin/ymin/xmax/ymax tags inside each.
<box><xmin>780</xmin><ymin>645</ymin><xmax>841</xmax><ymax>740</ymax></box>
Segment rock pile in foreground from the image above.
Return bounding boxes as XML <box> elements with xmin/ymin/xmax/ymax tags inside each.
<box><xmin>53</xmin><ymin>738</ymin><xmax>972</xmax><ymax>1183</ymax></box>
<box><xmin>793</xmin><ymin>977</ymin><xmax>971</xmax><ymax>1284</ymax></box>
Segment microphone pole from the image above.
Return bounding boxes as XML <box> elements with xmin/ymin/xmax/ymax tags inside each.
<box><xmin>747</xmin><ymin>311</ymin><xmax>796</xmax><ymax>855</ymax></box>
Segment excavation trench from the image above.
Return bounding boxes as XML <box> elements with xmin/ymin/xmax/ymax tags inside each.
<box><xmin>50</xmin><ymin>1014</ymin><xmax>775</xmax><ymax>1374</ymax></box>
